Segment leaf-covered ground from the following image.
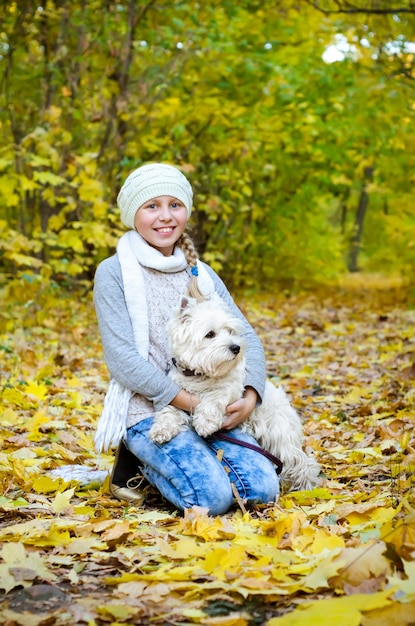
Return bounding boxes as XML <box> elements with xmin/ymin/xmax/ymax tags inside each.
<box><xmin>0</xmin><ymin>275</ymin><xmax>414</xmax><ymax>625</ymax></box>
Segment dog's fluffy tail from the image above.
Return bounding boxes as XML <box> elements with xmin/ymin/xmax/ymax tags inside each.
<box><xmin>247</xmin><ymin>383</ymin><xmax>321</xmax><ymax>492</ymax></box>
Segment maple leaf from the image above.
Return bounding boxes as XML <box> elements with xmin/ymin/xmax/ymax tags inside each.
<box><xmin>51</xmin><ymin>487</ymin><xmax>75</xmax><ymax>514</ymax></box>
<box><xmin>267</xmin><ymin>589</ymin><xmax>395</xmax><ymax>625</ymax></box>
<box><xmin>330</xmin><ymin>541</ymin><xmax>392</xmax><ymax>590</ymax></box>
<box><xmin>381</xmin><ymin>514</ymin><xmax>415</xmax><ymax>560</ymax></box>
<box><xmin>0</xmin><ymin>543</ymin><xmax>56</xmax><ymax>593</ymax></box>
<box><xmin>181</xmin><ymin>506</ymin><xmax>236</xmax><ymax>541</ymax></box>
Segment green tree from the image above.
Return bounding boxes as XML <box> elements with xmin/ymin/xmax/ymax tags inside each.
<box><xmin>0</xmin><ymin>0</ymin><xmax>413</xmax><ymax>294</ymax></box>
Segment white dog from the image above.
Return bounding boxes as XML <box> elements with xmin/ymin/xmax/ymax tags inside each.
<box><xmin>149</xmin><ymin>295</ymin><xmax>321</xmax><ymax>492</ymax></box>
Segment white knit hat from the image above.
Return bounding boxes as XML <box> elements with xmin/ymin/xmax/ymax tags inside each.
<box><xmin>117</xmin><ymin>163</ymin><xmax>193</xmax><ymax>229</ymax></box>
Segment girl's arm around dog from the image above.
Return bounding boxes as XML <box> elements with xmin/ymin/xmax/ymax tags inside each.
<box><xmin>202</xmin><ymin>263</ymin><xmax>267</xmax><ymax>404</ymax></box>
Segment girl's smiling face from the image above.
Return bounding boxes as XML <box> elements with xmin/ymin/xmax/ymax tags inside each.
<box><xmin>134</xmin><ymin>195</ymin><xmax>188</xmax><ymax>256</ymax></box>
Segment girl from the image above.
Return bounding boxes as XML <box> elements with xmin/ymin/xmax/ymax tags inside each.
<box><xmin>94</xmin><ymin>163</ymin><xmax>279</xmax><ymax>515</ymax></box>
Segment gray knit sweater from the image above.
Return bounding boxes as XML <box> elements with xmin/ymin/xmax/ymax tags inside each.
<box><xmin>94</xmin><ymin>254</ymin><xmax>266</xmax><ymax>428</ymax></box>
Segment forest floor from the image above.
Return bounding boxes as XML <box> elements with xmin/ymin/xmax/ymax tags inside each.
<box><xmin>0</xmin><ymin>274</ymin><xmax>414</xmax><ymax>625</ymax></box>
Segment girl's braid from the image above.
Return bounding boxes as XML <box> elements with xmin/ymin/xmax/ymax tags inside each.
<box><xmin>177</xmin><ymin>232</ymin><xmax>206</xmax><ymax>302</ymax></box>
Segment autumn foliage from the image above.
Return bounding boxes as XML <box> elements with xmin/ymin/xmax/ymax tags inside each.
<box><xmin>1</xmin><ymin>276</ymin><xmax>414</xmax><ymax>624</ymax></box>
<box><xmin>1</xmin><ymin>1</ymin><xmax>415</xmax><ymax>623</ymax></box>
<box><xmin>0</xmin><ymin>1</ymin><xmax>414</xmax><ymax>292</ymax></box>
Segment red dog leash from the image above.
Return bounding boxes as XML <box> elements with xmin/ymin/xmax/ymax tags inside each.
<box><xmin>212</xmin><ymin>432</ymin><xmax>283</xmax><ymax>475</ymax></box>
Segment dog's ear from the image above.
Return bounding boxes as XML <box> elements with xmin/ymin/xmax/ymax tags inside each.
<box><xmin>180</xmin><ymin>296</ymin><xmax>190</xmax><ymax>312</ymax></box>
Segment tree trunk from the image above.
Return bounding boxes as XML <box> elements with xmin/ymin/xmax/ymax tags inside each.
<box><xmin>348</xmin><ymin>166</ymin><xmax>374</xmax><ymax>272</ymax></box>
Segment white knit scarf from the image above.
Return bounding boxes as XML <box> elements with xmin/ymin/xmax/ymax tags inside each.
<box><xmin>94</xmin><ymin>230</ymin><xmax>215</xmax><ymax>452</ymax></box>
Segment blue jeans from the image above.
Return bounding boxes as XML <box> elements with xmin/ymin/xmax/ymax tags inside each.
<box><xmin>125</xmin><ymin>417</ymin><xmax>280</xmax><ymax>515</ymax></box>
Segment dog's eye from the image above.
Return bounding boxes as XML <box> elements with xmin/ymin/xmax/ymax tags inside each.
<box><xmin>205</xmin><ymin>331</ymin><xmax>216</xmax><ymax>339</ymax></box>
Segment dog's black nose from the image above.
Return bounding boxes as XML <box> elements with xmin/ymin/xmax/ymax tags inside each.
<box><xmin>230</xmin><ymin>344</ymin><xmax>240</xmax><ymax>355</ymax></box>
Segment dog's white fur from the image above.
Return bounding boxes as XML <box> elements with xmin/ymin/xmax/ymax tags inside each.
<box><xmin>149</xmin><ymin>295</ymin><xmax>321</xmax><ymax>492</ymax></box>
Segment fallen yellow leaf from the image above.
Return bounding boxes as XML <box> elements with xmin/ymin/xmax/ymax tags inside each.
<box><xmin>51</xmin><ymin>487</ymin><xmax>75</xmax><ymax>514</ymax></box>
<box><xmin>266</xmin><ymin>589</ymin><xmax>394</xmax><ymax>625</ymax></box>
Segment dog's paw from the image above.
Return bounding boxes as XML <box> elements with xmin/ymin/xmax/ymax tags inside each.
<box><xmin>149</xmin><ymin>422</ymin><xmax>174</xmax><ymax>444</ymax></box>
<box><xmin>193</xmin><ymin>410</ymin><xmax>223</xmax><ymax>438</ymax></box>
<box><xmin>194</xmin><ymin>421</ymin><xmax>219</xmax><ymax>438</ymax></box>
<box><xmin>149</xmin><ymin>409</ymin><xmax>190</xmax><ymax>444</ymax></box>
<box><xmin>149</xmin><ymin>421</ymin><xmax>188</xmax><ymax>444</ymax></box>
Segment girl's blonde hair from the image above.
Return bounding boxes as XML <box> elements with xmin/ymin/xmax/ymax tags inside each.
<box><xmin>177</xmin><ymin>232</ymin><xmax>205</xmax><ymax>302</ymax></box>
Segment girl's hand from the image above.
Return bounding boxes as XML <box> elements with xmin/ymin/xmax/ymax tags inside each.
<box><xmin>222</xmin><ymin>387</ymin><xmax>258</xmax><ymax>430</ymax></box>
<box><xmin>171</xmin><ymin>389</ymin><xmax>200</xmax><ymax>414</ymax></box>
